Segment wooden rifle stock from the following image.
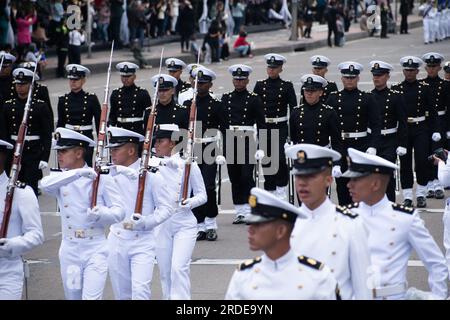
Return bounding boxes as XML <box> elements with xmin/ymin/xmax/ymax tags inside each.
<box><xmin>90</xmin><ymin>42</ymin><xmax>114</xmax><ymax>208</ymax></box>
<box><xmin>1</xmin><ymin>56</ymin><xmax>41</xmax><ymax>237</ymax></box>
<box><xmin>134</xmin><ymin>48</ymin><xmax>165</xmax><ymax>214</ymax></box>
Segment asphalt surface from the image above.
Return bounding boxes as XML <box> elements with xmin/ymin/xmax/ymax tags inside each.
<box><xmin>22</xmin><ymin>26</ymin><xmax>450</xmax><ymax>300</ymax></box>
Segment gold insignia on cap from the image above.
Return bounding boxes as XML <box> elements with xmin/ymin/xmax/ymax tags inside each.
<box><xmin>316</xmin><ymin>57</ymin><xmax>321</xmax><ymax>63</ymax></box>
<box><xmin>307</xmin><ymin>77</ymin><xmax>313</xmax><ymax>84</ymax></box>
<box><xmin>198</xmin><ymin>70</ymin><xmax>203</xmax><ymax>78</ymax></box>
<box><xmin>282</xmin><ymin>213</ymin><xmax>288</xmax><ymax>219</ymax></box>
<box><xmin>408</xmin><ymin>58</ymin><xmax>413</xmax><ymax>65</ymax></box>
<box><xmin>374</xmin><ymin>63</ymin><xmax>380</xmax><ymax>69</ymax></box>
<box><xmin>237</xmin><ymin>67</ymin><xmax>242</xmax><ymax>75</ymax></box>
<box><xmin>349</xmin><ymin>65</ymin><xmax>354</xmax><ymax>72</ymax></box>
<box><xmin>270</xmin><ymin>56</ymin><xmax>275</xmax><ymax>63</ymax></box>
<box><xmin>297</xmin><ymin>150</ymin><xmax>306</xmax><ymax>163</ymax></box>
<box><xmin>54</xmin><ymin>132</ymin><xmax>61</xmax><ymax>141</ymax></box>
<box><xmin>123</xmin><ymin>65</ymin><xmax>129</xmax><ymax>72</ymax></box>
<box><xmin>18</xmin><ymin>71</ymin><xmax>24</xmax><ymax>78</ymax></box>
<box><xmin>307</xmin><ymin>258</ymin><xmax>317</xmax><ymax>265</ymax></box>
<box><xmin>159</xmin><ymin>76</ymin><xmax>164</xmax><ymax>84</ymax></box>
<box><xmin>170</xmin><ymin>60</ymin><xmax>175</xmax><ymax>66</ymax></box>
<box><xmin>249</xmin><ymin>195</ymin><xmax>257</xmax><ymax>208</ymax></box>
<box><xmin>72</xmin><ymin>66</ymin><xmax>77</xmax><ymax>73</ymax></box>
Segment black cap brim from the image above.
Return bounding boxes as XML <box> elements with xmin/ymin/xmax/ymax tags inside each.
<box><xmin>292</xmin><ymin>166</ymin><xmax>329</xmax><ymax>176</ymax></box>
<box><xmin>341</xmin><ymin>170</ymin><xmax>371</xmax><ymax>178</ymax></box>
<box><xmin>245</xmin><ymin>214</ymin><xmax>277</xmax><ymax>225</ymax></box>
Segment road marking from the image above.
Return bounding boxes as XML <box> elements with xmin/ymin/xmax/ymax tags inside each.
<box><xmin>418</xmin><ymin>209</ymin><xmax>444</xmax><ymax>214</ymax></box>
<box><xmin>25</xmin><ymin>259</ymin><xmax>52</xmax><ymax>265</ymax></box>
<box><xmin>41</xmin><ymin>211</ymin><xmax>60</xmax><ymax>216</ymax></box>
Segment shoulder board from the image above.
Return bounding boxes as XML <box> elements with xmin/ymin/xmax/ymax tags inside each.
<box><xmin>147</xmin><ymin>166</ymin><xmax>159</xmax><ymax>173</ymax></box>
<box><xmin>99</xmin><ymin>169</ymin><xmax>110</xmax><ymax>175</ymax></box>
<box><xmin>298</xmin><ymin>255</ymin><xmax>324</xmax><ymax>270</ymax></box>
<box><xmin>88</xmin><ymin>92</ymin><xmax>96</xmax><ymax>96</ymax></box>
<box><xmin>321</xmin><ymin>104</ymin><xmax>333</xmax><ymax>110</ymax></box>
<box><xmin>293</xmin><ymin>105</ymin><xmax>301</xmax><ymax>110</ymax></box>
<box><xmin>177</xmin><ymin>103</ymin><xmax>187</xmax><ymax>109</ymax></box>
<box><xmin>346</xmin><ymin>202</ymin><xmax>360</xmax><ymax>209</ymax></box>
<box><xmin>336</xmin><ymin>205</ymin><xmax>358</xmax><ymax>219</ymax></box>
<box><xmin>50</xmin><ymin>168</ymin><xmax>62</xmax><ymax>172</ymax></box>
<box><xmin>15</xmin><ymin>181</ymin><xmax>27</xmax><ymax>189</ymax></box>
<box><xmin>420</xmin><ymin>81</ymin><xmax>429</xmax><ymax>86</ymax></box>
<box><xmin>392</xmin><ymin>203</ymin><xmax>414</xmax><ymax>214</ymax></box>
<box><xmin>33</xmin><ymin>98</ymin><xmax>45</xmax><ymax>103</ymax></box>
<box><xmin>238</xmin><ymin>256</ymin><xmax>262</xmax><ymax>271</ymax></box>
<box><xmin>4</xmin><ymin>99</ymin><xmax>13</xmax><ymax>104</ymax></box>
<box><xmin>250</xmin><ymin>92</ymin><xmax>258</xmax><ymax>96</ymax></box>
<box><xmin>328</xmin><ymin>91</ymin><xmax>338</xmax><ymax>96</ymax></box>
<box><xmin>364</xmin><ymin>90</ymin><xmax>373</xmax><ymax>94</ymax></box>
<box><xmin>390</xmin><ymin>82</ymin><xmax>401</xmax><ymax>87</ymax></box>
<box><xmin>327</xmin><ymin>80</ymin><xmax>336</xmax><ymax>84</ymax></box>
<box><xmin>179</xmin><ymin>87</ymin><xmax>190</xmax><ymax>94</ymax></box>
<box><xmin>282</xmin><ymin>79</ymin><xmax>292</xmax><ymax>84</ymax></box>
<box><xmin>222</xmin><ymin>91</ymin><xmax>233</xmax><ymax>96</ymax></box>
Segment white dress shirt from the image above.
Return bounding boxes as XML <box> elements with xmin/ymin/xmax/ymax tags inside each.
<box><xmin>225</xmin><ymin>249</ymin><xmax>339</xmax><ymax>300</ymax></box>
<box><xmin>352</xmin><ymin>196</ymin><xmax>449</xmax><ymax>299</ymax></box>
<box><xmin>291</xmin><ymin>197</ymin><xmax>372</xmax><ymax>300</ymax></box>
<box><xmin>0</xmin><ymin>171</ymin><xmax>43</xmax><ymax>257</ymax></box>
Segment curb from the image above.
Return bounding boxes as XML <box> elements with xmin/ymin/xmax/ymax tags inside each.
<box><xmin>42</xmin><ymin>20</ymin><xmax>422</xmax><ymax>80</ymax></box>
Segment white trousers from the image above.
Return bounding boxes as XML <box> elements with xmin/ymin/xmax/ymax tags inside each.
<box><xmin>0</xmin><ymin>257</ymin><xmax>23</xmax><ymax>300</ymax></box>
<box><xmin>423</xmin><ymin>18</ymin><xmax>434</xmax><ymax>43</ymax></box>
<box><xmin>444</xmin><ymin>199</ymin><xmax>450</xmax><ymax>275</ymax></box>
<box><xmin>155</xmin><ymin>211</ymin><xmax>197</xmax><ymax>300</ymax></box>
<box><xmin>107</xmin><ymin>230</ymin><xmax>156</xmax><ymax>300</ymax></box>
<box><xmin>59</xmin><ymin>238</ymin><xmax>108</xmax><ymax>300</ymax></box>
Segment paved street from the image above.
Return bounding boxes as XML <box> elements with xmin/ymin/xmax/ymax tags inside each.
<box><xmin>22</xmin><ymin>25</ymin><xmax>450</xmax><ymax>299</ymax></box>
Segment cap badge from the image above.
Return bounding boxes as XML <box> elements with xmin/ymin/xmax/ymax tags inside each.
<box><xmin>197</xmin><ymin>70</ymin><xmax>203</xmax><ymax>78</ymax></box>
<box><xmin>18</xmin><ymin>71</ymin><xmax>24</xmax><ymax>78</ymax></box>
<box><xmin>297</xmin><ymin>151</ymin><xmax>306</xmax><ymax>163</ymax></box>
<box><xmin>237</xmin><ymin>67</ymin><xmax>242</xmax><ymax>75</ymax></box>
<box><xmin>72</xmin><ymin>66</ymin><xmax>77</xmax><ymax>73</ymax></box>
<box><xmin>123</xmin><ymin>65</ymin><xmax>129</xmax><ymax>72</ymax></box>
<box><xmin>374</xmin><ymin>63</ymin><xmax>380</xmax><ymax>69</ymax></box>
<box><xmin>307</xmin><ymin>77</ymin><xmax>313</xmax><ymax>84</ymax></box>
<box><xmin>316</xmin><ymin>57</ymin><xmax>321</xmax><ymax>63</ymax></box>
<box><xmin>408</xmin><ymin>58</ymin><xmax>413</xmax><ymax>65</ymax></box>
<box><xmin>249</xmin><ymin>195</ymin><xmax>257</xmax><ymax>208</ymax></box>
<box><xmin>170</xmin><ymin>60</ymin><xmax>175</xmax><ymax>67</ymax></box>
<box><xmin>349</xmin><ymin>65</ymin><xmax>354</xmax><ymax>72</ymax></box>
<box><xmin>159</xmin><ymin>76</ymin><xmax>164</xmax><ymax>84</ymax></box>
<box><xmin>54</xmin><ymin>132</ymin><xmax>61</xmax><ymax>141</ymax></box>
<box><xmin>270</xmin><ymin>56</ymin><xmax>275</xmax><ymax>63</ymax></box>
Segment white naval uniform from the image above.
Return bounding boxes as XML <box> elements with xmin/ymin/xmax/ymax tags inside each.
<box><xmin>349</xmin><ymin>196</ymin><xmax>449</xmax><ymax>299</ymax></box>
<box><xmin>0</xmin><ymin>172</ymin><xmax>44</xmax><ymax>300</ymax></box>
<box><xmin>225</xmin><ymin>249</ymin><xmax>339</xmax><ymax>300</ymax></box>
<box><xmin>421</xmin><ymin>4</ymin><xmax>436</xmax><ymax>43</ymax></box>
<box><xmin>438</xmin><ymin>160</ymin><xmax>450</xmax><ymax>276</ymax></box>
<box><xmin>107</xmin><ymin>159</ymin><xmax>175</xmax><ymax>300</ymax></box>
<box><xmin>155</xmin><ymin>153</ymin><xmax>207</xmax><ymax>300</ymax></box>
<box><xmin>40</xmin><ymin>166</ymin><xmax>125</xmax><ymax>300</ymax></box>
<box><xmin>291</xmin><ymin>198</ymin><xmax>372</xmax><ymax>300</ymax></box>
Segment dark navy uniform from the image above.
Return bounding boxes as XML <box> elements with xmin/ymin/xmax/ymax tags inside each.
<box><xmin>392</xmin><ymin>57</ymin><xmax>439</xmax><ymax>207</ymax></box>
<box><xmin>182</xmin><ymin>67</ymin><xmax>226</xmax><ymax>240</ymax></box>
<box><xmin>3</xmin><ymin>95</ymin><xmax>53</xmax><ymax>194</ymax></box>
<box><xmin>326</xmin><ymin>62</ymin><xmax>381</xmax><ymax>206</ymax></box>
<box><xmin>253</xmin><ymin>54</ymin><xmax>297</xmax><ymax>195</ymax></box>
<box><xmin>369</xmin><ymin>61</ymin><xmax>408</xmax><ymax>202</ymax></box>
<box><xmin>165</xmin><ymin>58</ymin><xmax>190</xmax><ymax>100</ymax></box>
<box><xmin>222</xmin><ymin>65</ymin><xmax>266</xmax><ymax>221</ymax></box>
<box><xmin>56</xmin><ymin>64</ymin><xmax>101</xmax><ymax>166</ymax></box>
<box><xmin>0</xmin><ymin>52</ymin><xmax>16</xmax><ymax>106</ymax></box>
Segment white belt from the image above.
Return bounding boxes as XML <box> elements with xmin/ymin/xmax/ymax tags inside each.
<box><xmin>341</xmin><ymin>131</ymin><xmax>367</xmax><ymax>139</ymax></box>
<box><xmin>437</xmin><ymin>110</ymin><xmax>446</xmax><ymax>116</ymax></box>
<box><xmin>117</xmin><ymin>117</ymin><xmax>143</xmax><ymax>123</ymax></box>
<box><xmin>228</xmin><ymin>125</ymin><xmax>255</xmax><ymax>131</ymax></box>
<box><xmin>407</xmin><ymin>116</ymin><xmax>426</xmax><ymax>123</ymax></box>
<box><xmin>63</xmin><ymin>228</ymin><xmax>105</xmax><ymax>240</ymax></box>
<box><xmin>265</xmin><ymin>116</ymin><xmax>288</xmax><ymax>124</ymax></box>
<box><xmin>194</xmin><ymin>136</ymin><xmax>219</xmax><ymax>144</ymax></box>
<box><xmin>372</xmin><ymin>282</ymin><xmax>408</xmax><ymax>298</ymax></box>
<box><xmin>367</xmin><ymin>127</ymin><xmax>397</xmax><ymax>135</ymax></box>
<box><xmin>111</xmin><ymin>225</ymin><xmax>152</xmax><ymax>239</ymax></box>
<box><xmin>65</xmin><ymin>124</ymin><xmax>93</xmax><ymax>131</ymax></box>
<box><xmin>11</xmin><ymin>135</ymin><xmax>40</xmax><ymax>141</ymax></box>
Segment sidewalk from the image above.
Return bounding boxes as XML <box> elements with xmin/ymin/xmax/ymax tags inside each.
<box><xmin>42</xmin><ymin>16</ymin><xmax>423</xmax><ymax>80</ymax></box>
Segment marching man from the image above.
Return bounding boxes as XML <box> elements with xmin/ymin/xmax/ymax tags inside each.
<box><xmin>0</xmin><ymin>139</ymin><xmax>44</xmax><ymax>299</ymax></box>
<box><xmin>40</xmin><ymin>128</ymin><xmax>126</xmax><ymax>300</ymax></box>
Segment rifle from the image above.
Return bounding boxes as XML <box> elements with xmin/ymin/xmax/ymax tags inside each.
<box><xmin>0</xmin><ymin>53</ymin><xmax>5</xmax><ymax>75</ymax></box>
<box><xmin>180</xmin><ymin>50</ymin><xmax>202</xmax><ymax>203</ymax></box>
<box><xmin>286</xmin><ymin>107</ymin><xmax>295</xmax><ymax>204</ymax></box>
<box><xmin>0</xmin><ymin>56</ymin><xmax>41</xmax><ymax>238</ymax></box>
<box><xmin>90</xmin><ymin>41</ymin><xmax>114</xmax><ymax>208</ymax></box>
<box><xmin>134</xmin><ymin>48</ymin><xmax>165</xmax><ymax>215</ymax></box>
<box><xmin>395</xmin><ymin>155</ymin><xmax>400</xmax><ymax>193</ymax></box>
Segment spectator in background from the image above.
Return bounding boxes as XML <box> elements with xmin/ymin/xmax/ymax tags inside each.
<box><xmin>176</xmin><ymin>0</ymin><xmax>195</xmax><ymax>53</ymax></box>
<box><xmin>316</xmin><ymin>0</ymin><xmax>327</xmax><ymax>23</ymax></box>
<box><xmin>203</xmin><ymin>19</ymin><xmax>220</xmax><ymax>63</ymax></box>
<box><xmin>169</xmin><ymin>0</ymin><xmax>179</xmax><ymax>35</ymax></box>
<box><xmin>55</xmin><ymin>18</ymin><xmax>69</xmax><ymax>78</ymax></box>
<box><xmin>128</xmin><ymin>0</ymin><xmax>146</xmax><ymax>47</ymax></box>
<box><xmin>400</xmin><ymin>0</ymin><xmax>409</xmax><ymax>34</ymax></box>
<box><xmin>16</xmin><ymin>8</ymin><xmax>37</xmax><ymax>62</ymax></box>
<box><xmin>0</xmin><ymin>0</ymin><xmax>9</xmax><ymax>47</ymax></box>
<box><xmin>336</xmin><ymin>13</ymin><xmax>345</xmax><ymax>46</ymax></box>
<box><xmin>303</xmin><ymin>1</ymin><xmax>314</xmax><ymax>38</ymax></box>
<box><xmin>110</xmin><ymin>0</ymin><xmax>124</xmax><ymax>48</ymax></box>
<box><xmin>68</xmin><ymin>27</ymin><xmax>85</xmax><ymax>64</ymax></box>
<box><xmin>98</xmin><ymin>0</ymin><xmax>111</xmax><ymax>44</ymax></box>
<box><xmin>380</xmin><ymin>1</ymin><xmax>388</xmax><ymax>38</ymax></box>
<box><xmin>231</xmin><ymin>0</ymin><xmax>245</xmax><ymax>35</ymax></box>
<box><xmin>156</xmin><ymin>0</ymin><xmax>167</xmax><ymax>37</ymax></box>
<box><xmin>326</xmin><ymin>0</ymin><xmax>338</xmax><ymax>47</ymax></box>
<box><xmin>49</xmin><ymin>0</ymin><xmax>64</xmax><ymax>45</ymax></box>
<box><xmin>233</xmin><ymin>29</ymin><xmax>252</xmax><ymax>58</ymax></box>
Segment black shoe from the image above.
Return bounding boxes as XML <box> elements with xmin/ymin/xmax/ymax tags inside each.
<box><xmin>403</xmin><ymin>199</ymin><xmax>413</xmax><ymax>208</ymax></box>
<box><xmin>435</xmin><ymin>189</ymin><xmax>445</xmax><ymax>199</ymax></box>
<box><xmin>196</xmin><ymin>231</ymin><xmax>206</xmax><ymax>241</ymax></box>
<box><xmin>426</xmin><ymin>190</ymin><xmax>435</xmax><ymax>198</ymax></box>
<box><xmin>416</xmin><ymin>196</ymin><xmax>427</xmax><ymax>208</ymax></box>
<box><xmin>206</xmin><ymin>229</ymin><xmax>218</xmax><ymax>241</ymax></box>
<box><xmin>232</xmin><ymin>215</ymin><xmax>246</xmax><ymax>224</ymax></box>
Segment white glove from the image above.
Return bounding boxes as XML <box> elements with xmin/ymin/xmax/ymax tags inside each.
<box><xmin>405</xmin><ymin>287</ymin><xmax>443</xmax><ymax>300</ymax></box>
<box><xmin>180</xmin><ymin>198</ymin><xmax>194</xmax><ymax>211</ymax></box>
<box><xmin>254</xmin><ymin>149</ymin><xmax>265</xmax><ymax>161</ymax></box>
<box><xmin>332</xmin><ymin>165</ymin><xmax>342</xmax><ymax>178</ymax></box>
<box><xmin>366</xmin><ymin>147</ymin><xmax>377</xmax><ymax>155</ymax></box>
<box><xmin>115</xmin><ymin>165</ymin><xmax>139</xmax><ymax>180</ymax></box>
<box><xmin>0</xmin><ymin>238</ymin><xmax>12</xmax><ymax>258</ymax></box>
<box><xmin>78</xmin><ymin>168</ymin><xmax>97</xmax><ymax>180</ymax></box>
<box><xmin>215</xmin><ymin>155</ymin><xmax>226</xmax><ymax>165</ymax></box>
<box><xmin>284</xmin><ymin>141</ymin><xmax>293</xmax><ymax>151</ymax></box>
<box><xmin>86</xmin><ymin>206</ymin><xmax>105</xmax><ymax>222</ymax></box>
<box><xmin>432</xmin><ymin>132</ymin><xmax>442</xmax><ymax>142</ymax></box>
<box><xmin>130</xmin><ymin>213</ymin><xmax>146</xmax><ymax>230</ymax></box>
<box><xmin>38</xmin><ymin>161</ymin><xmax>48</xmax><ymax>170</ymax></box>
<box><xmin>396</xmin><ymin>146</ymin><xmax>407</xmax><ymax>156</ymax></box>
